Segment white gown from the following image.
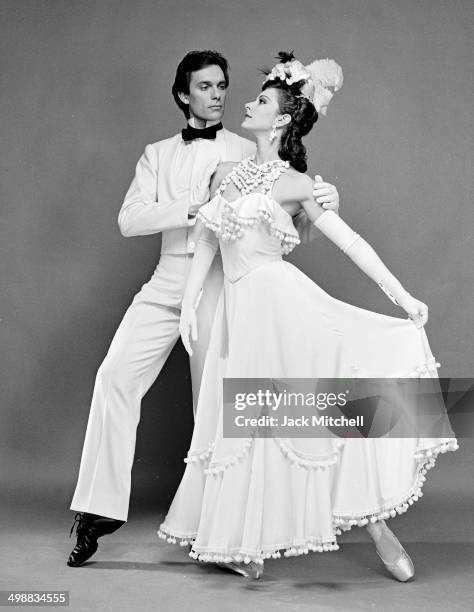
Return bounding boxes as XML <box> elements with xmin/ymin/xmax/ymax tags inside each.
<box><xmin>158</xmin><ymin>183</ymin><xmax>458</xmax><ymax>565</ymax></box>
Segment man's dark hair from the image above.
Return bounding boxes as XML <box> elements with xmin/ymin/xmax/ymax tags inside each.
<box><xmin>172</xmin><ymin>50</ymin><xmax>230</xmax><ymax>118</ymax></box>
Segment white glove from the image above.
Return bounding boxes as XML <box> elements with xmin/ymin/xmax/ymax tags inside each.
<box><xmin>188</xmin><ymin>158</ymin><xmax>221</xmax><ymax>217</ymax></box>
<box><xmin>179</xmin><ymin>302</ymin><xmax>198</xmax><ymax>356</ymax></box>
<box><xmin>313</xmin><ymin>210</ymin><xmax>429</xmax><ymax>328</ymax></box>
<box><xmin>180</xmin><ymin>224</ymin><xmax>219</xmax><ymax>355</ymax></box>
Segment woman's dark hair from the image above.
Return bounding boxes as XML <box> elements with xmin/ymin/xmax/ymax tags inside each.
<box><xmin>262</xmin><ymin>51</ymin><xmax>318</xmax><ymax>173</ymax></box>
<box><xmin>172</xmin><ymin>50</ymin><xmax>230</xmax><ymax>118</ymax></box>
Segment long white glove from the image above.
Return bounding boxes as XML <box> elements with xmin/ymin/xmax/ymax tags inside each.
<box><xmin>179</xmin><ymin>223</ymin><xmax>219</xmax><ymax>355</ymax></box>
<box><xmin>314</xmin><ymin>210</ymin><xmax>429</xmax><ymax>328</ymax></box>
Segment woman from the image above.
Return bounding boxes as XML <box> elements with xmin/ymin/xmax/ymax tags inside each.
<box><xmin>157</xmin><ymin>52</ymin><xmax>458</xmax><ymax>580</ymax></box>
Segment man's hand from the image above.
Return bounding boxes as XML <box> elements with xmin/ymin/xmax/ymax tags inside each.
<box><xmin>188</xmin><ymin>158</ymin><xmax>221</xmax><ymax>217</ymax></box>
<box><xmin>313</xmin><ymin>174</ymin><xmax>339</xmax><ymax>213</ymax></box>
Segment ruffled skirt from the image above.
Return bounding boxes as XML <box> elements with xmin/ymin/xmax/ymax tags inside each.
<box><xmin>158</xmin><ymin>260</ymin><xmax>458</xmax><ymax>564</ymax></box>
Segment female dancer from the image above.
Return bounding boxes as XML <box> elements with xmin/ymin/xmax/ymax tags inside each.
<box><xmin>157</xmin><ymin>53</ymin><xmax>458</xmax><ymax>581</ymax></box>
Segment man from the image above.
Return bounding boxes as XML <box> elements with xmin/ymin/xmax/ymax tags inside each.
<box><xmin>67</xmin><ymin>50</ymin><xmax>340</xmax><ymax>567</ymax></box>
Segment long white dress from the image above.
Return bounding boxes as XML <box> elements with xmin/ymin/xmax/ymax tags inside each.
<box><xmin>158</xmin><ymin>175</ymin><xmax>458</xmax><ymax>565</ymax></box>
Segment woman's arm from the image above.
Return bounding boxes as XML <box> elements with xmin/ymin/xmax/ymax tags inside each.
<box><xmin>295</xmin><ymin>175</ymin><xmax>428</xmax><ymax>327</ymax></box>
<box><xmin>180</xmin><ymin>163</ymin><xmax>237</xmax><ymax>354</ymax></box>
<box><xmin>181</xmin><ymin>162</ymin><xmax>236</xmax><ymax>311</ymax></box>
<box><xmin>181</xmin><ymin>224</ymin><xmax>219</xmax><ymax>310</ymax></box>
<box><xmin>180</xmin><ymin>222</ymin><xmax>219</xmax><ymax>355</ymax></box>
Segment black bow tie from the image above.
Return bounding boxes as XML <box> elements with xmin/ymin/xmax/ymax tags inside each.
<box><xmin>181</xmin><ymin>122</ymin><xmax>223</xmax><ymax>142</ymax></box>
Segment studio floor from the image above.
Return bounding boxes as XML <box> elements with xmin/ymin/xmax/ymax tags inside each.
<box><xmin>1</xmin><ymin>443</ymin><xmax>473</xmax><ymax>612</ymax></box>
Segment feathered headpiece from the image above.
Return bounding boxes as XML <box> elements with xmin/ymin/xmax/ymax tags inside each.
<box><xmin>263</xmin><ymin>51</ymin><xmax>343</xmax><ymax>115</ymax></box>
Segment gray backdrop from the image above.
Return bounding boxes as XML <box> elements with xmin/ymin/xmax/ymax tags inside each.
<box><xmin>1</xmin><ymin>0</ymin><xmax>472</xmax><ymax>512</ymax></box>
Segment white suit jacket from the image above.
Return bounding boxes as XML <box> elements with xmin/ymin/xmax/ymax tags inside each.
<box><xmin>118</xmin><ymin>128</ymin><xmax>256</xmax><ymax>255</ymax></box>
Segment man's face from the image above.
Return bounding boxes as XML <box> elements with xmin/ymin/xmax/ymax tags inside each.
<box><xmin>179</xmin><ymin>65</ymin><xmax>227</xmax><ymax>123</ymax></box>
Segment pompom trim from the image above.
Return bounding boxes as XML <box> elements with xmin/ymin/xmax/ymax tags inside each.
<box><xmin>182</xmin><ymin>356</ymin><xmax>446</xmax><ymax>476</ymax></box>
<box><xmin>197</xmin><ymin>195</ymin><xmax>301</xmax><ymax>255</ymax></box>
<box><xmin>158</xmin><ymin>439</ymin><xmax>458</xmax><ymax>563</ymax></box>
<box><xmin>183</xmin><ymin>443</ymin><xmax>215</xmax><ymax>464</ymax></box>
<box><xmin>332</xmin><ymin>438</ymin><xmax>458</xmax><ymax>533</ymax></box>
<box><xmin>202</xmin><ymin>437</ymin><xmax>344</xmax><ymax>476</ymax></box>
<box><xmin>165</xmin><ymin>355</ymin><xmax>457</xmax><ymax>560</ymax></box>
<box><xmin>349</xmin><ymin>356</ymin><xmax>442</xmax><ymax>379</ymax></box>
<box><xmin>404</xmin><ymin>356</ymin><xmax>441</xmax><ymax>378</ymax></box>
<box><xmin>204</xmin><ymin>438</ymin><xmax>253</xmax><ymax>476</ymax></box>
<box><xmin>158</xmin><ymin>524</ymin><xmax>339</xmax><ymax>564</ymax></box>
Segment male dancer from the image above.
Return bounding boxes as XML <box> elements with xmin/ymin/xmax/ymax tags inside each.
<box><xmin>67</xmin><ymin>50</ymin><xmax>340</xmax><ymax>567</ymax></box>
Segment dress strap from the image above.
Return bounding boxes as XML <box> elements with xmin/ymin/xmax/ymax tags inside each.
<box><xmin>230</xmin><ymin>172</ymin><xmax>246</xmax><ymax>196</ymax></box>
<box><xmin>262</xmin><ymin>164</ymin><xmax>288</xmax><ymax>198</ymax></box>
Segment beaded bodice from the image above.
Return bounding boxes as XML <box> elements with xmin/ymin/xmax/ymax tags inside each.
<box><xmin>197</xmin><ymin>158</ymin><xmax>301</xmax><ymax>283</ymax></box>
<box><xmin>215</xmin><ymin>156</ymin><xmax>290</xmax><ymax>197</ymax></box>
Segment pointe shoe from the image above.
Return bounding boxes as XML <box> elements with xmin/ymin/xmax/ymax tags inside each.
<box><xmin>374</xmin><ymin>522</ymin><xmax>415</xmax><ymax>582</ymax></box>
<box><xmin>67</xmin><ymin>512</ymin><xmax>125</xmax><ymax>567</ymax></box>
<box><xmin>215</xmin><ymin>560</ymin><xmax>264</xmax><ymax>579</ymax></box>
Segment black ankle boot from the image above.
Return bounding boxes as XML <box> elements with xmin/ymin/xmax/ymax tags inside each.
<box><xmin>67</xmin><ymin>512</ymin><xmax>125</xmax><ymax>567</ymax></box>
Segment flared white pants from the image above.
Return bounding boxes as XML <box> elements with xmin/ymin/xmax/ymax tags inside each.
<box><xmin>70</xmin><ymin>254</ymin><xmax>223</xmax><ymax>521</ymax></box>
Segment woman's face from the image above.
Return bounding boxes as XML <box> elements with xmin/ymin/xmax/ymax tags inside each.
<box><xmin>241</xmin><ymin>87</ymin><xmax>284</xmax><ymax>133</ymax></box>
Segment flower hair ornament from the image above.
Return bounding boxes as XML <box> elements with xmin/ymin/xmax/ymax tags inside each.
<box><xmin>263</xmin><ymin>51</ymin><xmax>343</xmax><ymax>115</ymax></box>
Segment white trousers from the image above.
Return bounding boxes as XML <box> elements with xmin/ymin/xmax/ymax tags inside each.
<box><xmin>70</xmin><ymin>254</ymin><xmax>223</xmax><ymax>521</ymax></box>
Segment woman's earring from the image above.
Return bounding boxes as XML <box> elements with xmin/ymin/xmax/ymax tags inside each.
<box><xmin>269</xmin><ymin>122</ymin><xmax>278</xmax><ymax>143</ymax></box>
